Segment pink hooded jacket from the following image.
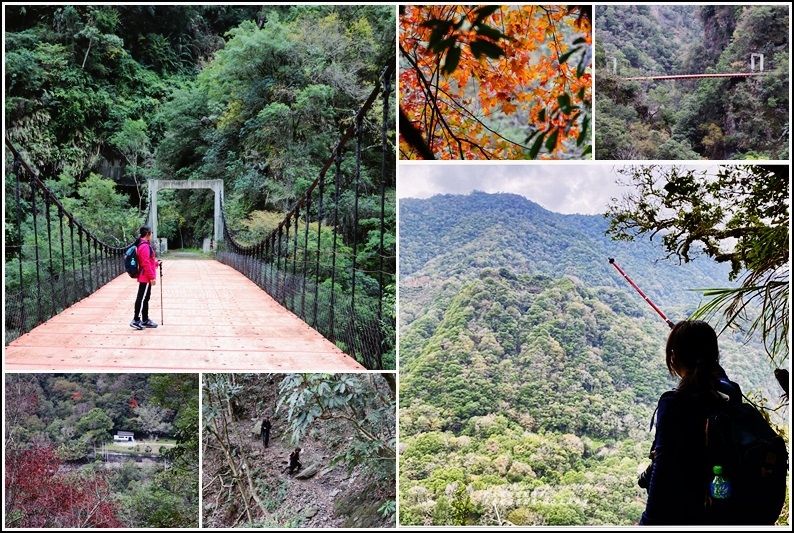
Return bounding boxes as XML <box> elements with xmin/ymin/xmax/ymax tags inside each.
<box><xmin>136</xmin><ymin>239</ymin><xmax>158</xmax><ymax>283</ymax></box>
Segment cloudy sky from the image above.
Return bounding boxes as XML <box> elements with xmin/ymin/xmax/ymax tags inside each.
<box><xmin>397</xmin><ymin>162</ymin><xmax>721</xmax><ymax>215</ymax></box>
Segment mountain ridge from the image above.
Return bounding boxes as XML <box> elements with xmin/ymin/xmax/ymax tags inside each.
<box><xmin>399</xmin><ymin>191</ymin><xmax>735</xmax><ymax>317</ymax></box>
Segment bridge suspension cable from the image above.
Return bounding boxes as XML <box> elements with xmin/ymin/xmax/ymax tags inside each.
<box><xmin>4</xmin><ymin>137</ymin><xmax>149</xmax><ymax>344</ymax></box>
<box><xmin>216</xmin><ymin>60</ymin><xmax>396</xmax><ymax>370</ymax></box>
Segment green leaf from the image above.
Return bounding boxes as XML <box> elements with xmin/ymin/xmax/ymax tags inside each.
<box><xmin>545</xmin><ymin>129</ymin><xmax>559</xmax><ymax>151</ymax></box>
<box><xmin>474</xmin><ymin>5</ymin><xmax>500</xmax><ymax>24</ymax></box>
<box><xmin>428</xmin><ymin>21</ymin><xmax>454</xmax><ymax>52</ymax></box>
<box><xmin>420</xmin><ymin>18</ymin><xmax>443</xmax><ymax>29</ymax></box>
<box><xmin>470</xmin><ymin>38</ymin><xmax>504</xmax><ymax>60</ymax></box>
<box><xmin>538</xmin><ymin>108</ymin><xmax>546</xmax><ymax>123</ymax></box>
<box><xmin>577</xmin><ymin>58</ymin><xmax>587</xmax><ymax>78</ymax></box>
<box><xmin>557</xmin><ymin>94</ymin><xmax>572</xmax><ymax>114</ymax></box>
<box><xmin>474</xmin><ymin>24</ymin><xmax>508</xmax><ymax>43</ymax></box>
<box><xmin>577</xmin><ymin>115</ymin><xmax>590</xmax><ymax>147</ymax></box>
<box><xmin>529</xmin><ymin>133</ymin><xmax>545</xmax><ymax>159</ymax></box>
<box><xmin>430</xmin><ymin>36</ymin><xmax>456</xmax><ymax>54</ymax></box>
<box><xmin>443</xmin><ymin>46</ymin><xmax>462</xmax><ymax>75</ymax></box>
<box><xmin>524</xmin><ymin>129</ymin><xmax>539</xmax><ymax>143</ymax></box>
<box><xmin>558</xmin><ymin>47</ymin><xmax>579</xmax><ymax>65</ymax></box>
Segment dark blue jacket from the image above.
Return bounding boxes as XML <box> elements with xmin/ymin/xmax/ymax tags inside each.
<box><xmin>640</xmin><ymin>375</ymin><xmax>741</xmax><ymax>525</ymax></box>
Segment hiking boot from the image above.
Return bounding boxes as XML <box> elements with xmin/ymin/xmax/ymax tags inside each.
<box><xmin>130</xmin><ymin>319</ymin><xmax>144</xmax><ymax>330</ymax></box>
<box><xmin>141</xmin><ymin>319</ymin><xmax>158</xmax><ymax>328</ymax></box>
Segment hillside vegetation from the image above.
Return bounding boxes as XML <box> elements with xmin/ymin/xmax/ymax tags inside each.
<box><xmin>5</xmin><ymin>374</ymin><xmax>198</xmax><ymax>528</ymax></box>
<box><xmin>595</xmin><ymin>5</ymin><xmax>789</xmax><ymax>160</ymax></box>
<box><xmin>5</xmin><ymin>5</ymin><xmax>395</xmax><ymax>246</ymax></box>
<box><xmin>398</xmin><ymin>192</ymin><xmax>786</xmax><ymax>526</ymax></box>
<box><xmin>202</xmin><ymin>373</ymin><xmax>396</xmax><ymax>528</ymax></box>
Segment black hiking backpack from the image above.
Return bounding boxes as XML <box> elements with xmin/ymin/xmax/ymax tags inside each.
<box><xmin>124</xmin><ymin>242</ymin><xmax>140</xmax><ymax>278</ymax></box>
<box><xmin>703</xmin><ymin>379</ymin><xmax>789</xmax><ymax>525</ymax></box>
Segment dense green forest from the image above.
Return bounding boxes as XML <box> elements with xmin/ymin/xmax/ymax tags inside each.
<box><xmin>5</xmin><ymin>373</ymin><xmax>199</xmax><ymax>528</ymax></box>
<box><xmin>398</xmin><ymin>191</ymin><xmax>788</xmax><ymax>525</ymax></box>
<box><xmin>595</xmin><ymin>5</ymin><xmax>789</xmax><ymax>160</ymax></box>
<box><xmin>4</xmin><ymin>5</ymin><xmax>397</xmax><ymax>359</ymax></box>
<box><xmin>5</xmin><ymin>5</ymin><xmax>395</xmax><ymax>241</ymax></box>
<box><xmin>4</xmin><ymin>4</ymin><xmax>395</xmax><ymax>263</ymax></box>
<box><xmin>400</xmin><ymin>191</ymin><xmax>737</xmax><ymax>327</ymax></box>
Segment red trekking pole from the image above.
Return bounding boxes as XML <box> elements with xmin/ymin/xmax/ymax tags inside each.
<box><xmin>608</xmin><ymin>258</ymin><xmax>674</xmax><ymax>328</ymax></box>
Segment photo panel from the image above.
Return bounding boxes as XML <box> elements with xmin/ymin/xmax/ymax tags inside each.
<box><xmin>399</xmin><ymin>5</ymin><xmax>592</xmax><ymax>160</ymax></box>
<box><xmin>396</xmin><ymin>162</ymin><xmax>789</xmax><ymax>526</ymax></box>
<box><xmin>594</xmin><ymin>4</ymin><xmax>790</xmax><ymax>160</ymax></box>
<box><xmin>4</xmin><ymin>373</ymin><xmax>200</xmax><ymax>528</ymax></box>
<box><xmin>3</xmin><ymin>5</ymin><xmax>397</xmax><ymax>373</ymax></box>
<box><xmin>201</xmin><ymin>372</ymin><xmax>397</xmax><ymax>528</ymax></box>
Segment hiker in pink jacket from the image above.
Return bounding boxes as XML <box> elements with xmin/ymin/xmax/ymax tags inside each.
<box><xmin>130</xmin><ymin>225</ymin><xmax>161</xmax><ymax>330</ymax></box>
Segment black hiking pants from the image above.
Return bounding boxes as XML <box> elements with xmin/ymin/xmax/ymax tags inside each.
<box><xmin>262</xmin><ymin>429</ymin><xmax>270</xmax><ymax>448</ymax></box>
<box><xmin>134</xmin><ymin>282</ymin><xmax>152</xmax><ymax>322</ymax></box>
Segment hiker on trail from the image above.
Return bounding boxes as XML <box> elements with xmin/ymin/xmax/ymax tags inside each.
<box><xmin>639</xmin><ymin>320</ymin><xmax>740</xmax><ymax>525</ymax></box>
<box><xmin>261</xmin><ymin>416</ymin><xmax>272</xmax><ymax>449</ymax></box>
<box><xmin>130</xmin><ymin>225</ymin><xmax>162</xmax><ymax>330</ymax></box>
<box><xmin>288</xmin><ymin>447</ymin><xmax>302</xmax><ymax>474</ymax></box>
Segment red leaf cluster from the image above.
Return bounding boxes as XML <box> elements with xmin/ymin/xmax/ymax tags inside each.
<box><xmin>5</xmin><ymin>445</ymin><xmax>124</xmax><ymax>528</ymax></box>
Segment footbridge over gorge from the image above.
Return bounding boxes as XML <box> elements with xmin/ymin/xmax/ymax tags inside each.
<box><xmin>4</xmin><ymin>63</ymin><xmax>395</xmax><ymax>372</ymax></box>
<box><xmin>608</xmin><ymin>53</ymin><xmax>781</xmax><ymax>81</ymax></box>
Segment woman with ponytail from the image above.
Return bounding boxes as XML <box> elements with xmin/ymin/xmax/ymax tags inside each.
<box><xmin>639</xmin><ymin>320</ymin><xmax>741</xmax><ymax>525</ymax></box>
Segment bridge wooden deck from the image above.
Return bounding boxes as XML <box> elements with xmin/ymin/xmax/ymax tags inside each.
<box><xmin>622</xmin><ymin>72</ymin><xmax>770</xmax><ymax>81</ymax></box>
<box><xmin>4</xmin><ymin>258</ymin><xmax>366</xmax><ymax>372</ymax></box>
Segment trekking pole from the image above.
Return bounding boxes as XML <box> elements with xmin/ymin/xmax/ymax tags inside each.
<box><xmin>608</xmin><ymin>258</ymin><xmax>674</xmax><ymax>328</ymax></box>
<box><xmin>159</xmin><ymin>261</ymin><xmax>164</xmax><ymax>325</ymax></box>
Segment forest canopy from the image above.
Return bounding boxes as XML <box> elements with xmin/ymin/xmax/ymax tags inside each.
<box><xmin>595</xmin><ymin>4</ymin><xmax>789</xmax><ymax>160</ymax></box>
<box><xmin>4</xmin><ymin>4</ymin><xmax>396</xmax><ymax>248</ymax></box>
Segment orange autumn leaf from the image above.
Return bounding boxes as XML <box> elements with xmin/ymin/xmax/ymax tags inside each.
<box><xmin>399</xmin><ymin>4</ymin><xmax>592</xmax><ymax>160</ymax></box>
<box><xmin>501</xmin><ymin>102</ymin><xmax>518</xmax><ymax>114</ymax></box>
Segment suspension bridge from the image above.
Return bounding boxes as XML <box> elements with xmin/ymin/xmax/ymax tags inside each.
<box><xmin>4</xmin><ymin>62</ymin><xmax>396</xmax><ymax>372</ymax></box>
<box><xmin>622</xmin><ymin>72</ymin><xmax>771</xmax><ymax>81</ymax></box>
<box><xmin>610</xmin><ymin>53</ymin><xmax>778</xmax><ymax>81</ymax></box>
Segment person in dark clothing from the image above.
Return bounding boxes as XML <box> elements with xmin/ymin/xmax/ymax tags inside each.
<box><xmin>288</xmin><ymin>447</ymin><xmax>302</xmax><ymax>474</ymax></box>
<box><xmin>640</xmin><ymin>320</ymin><xmax>741</xmax><ymax>525</ymax></box>
<box><xmin>261</xmin><ymin>416</ymin><xmax>272</xmax><ymax>449</ymax></box>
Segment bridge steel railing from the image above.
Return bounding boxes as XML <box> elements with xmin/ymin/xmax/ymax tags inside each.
<box><xmin>4</xmin><ymin>138</ymin><xmax>143</xmax><ymax>344</ymax></box>
<box><xmin>216</xmin><ymin>61</ymin><xmax>396</xmax><ymax>370</ymax></box>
